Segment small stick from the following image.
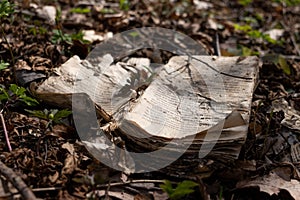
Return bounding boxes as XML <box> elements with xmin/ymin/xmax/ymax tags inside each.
<box><xmin>96</xmin><ymin>179</ymin><xmax>165</xmax><ymax>189</ymax></box>
<box><xmin>0</xmin><ymin>112</ymin><xmax>12</xmax><ymax>152</ymax></box>
<box><xmin>214</xmin><ymin>32</ymin><xmax>221</xmax><ymax>56</ymax></box>
<box><xmin>0</xmin><ymin>161</ymin><xmax>37</xmax><ymax>200</ymax></box>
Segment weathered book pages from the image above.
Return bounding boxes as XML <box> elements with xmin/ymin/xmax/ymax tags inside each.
<box><xmin>31</xmin><ymin>55</ymin><xmax>259</xmax><ymax>174</ymax></box>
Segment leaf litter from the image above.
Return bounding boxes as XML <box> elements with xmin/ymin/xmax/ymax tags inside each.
<box><xmin>0</xmin><ymin>0</ymin><xmax>300</xmax><ymax>199</ymax></box>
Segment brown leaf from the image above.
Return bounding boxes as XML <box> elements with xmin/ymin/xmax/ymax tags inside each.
<box><xmin>237</xmin><ymin>171</ymin><xmax>300</xmax><ymax>199</ymax></box>
<box><xmin>49</xmin><ymin>171</ymin><xmax>60</xmax><ymax>183</ymax></box>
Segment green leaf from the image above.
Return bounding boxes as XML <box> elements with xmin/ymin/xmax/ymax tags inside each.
<box><xmin>170</xmin><ymin>180</ymin><xmax>198</xmax><ymax>200</ymax></box>
<box><xmin>0</xmin><ymin>0</ymin><xmax>14</xmax><ymax>19</ymax></box>
<box><xmin>160</xmin><ymin>180</ymin><xmax>198</xmax><ymax>200</ymax></box>
<box><xmin>129</xmin><ymin>31</ymin><xmax>139</xmax><ymax>37</ymax></box>
<box><xmin>51</xmin><ymin>29</ymin><xmax>72</xmax><ymax>44</ymax></box>
<box><xmin>0</xmin><ymin>61</ymin><xmax>9</xmax><ymax>70</ymax></box>
<box><xmin>27</xmin><ymin>109</ymin><xmax>71</xmax><ymax>123</ymax></box>
<box><xmin>14</xmin><ymin>87</ymin><xmax>26</xmax><ymax>96</ymax></box>
<box><xmin>0</xmin><ymin>88</ymin><xmax>10</xmax><ymax>104</ymax></box>
<box><xmin>238</xmin><ymin>0</ymin><xmax>253</xmax><ymax>6</ymax></box>
<box><xmin>247</xmin><ymin>30</ymin><xmax>262</xmax><ymax>38</ymax></box>
<box><xmin>0</xmin><ymin>93</ymin><xmax>9</xmax><ymax>101</ymax></box>
<box><xmin>278</xmin><ymin>55</ymin><xmax>290</xmax><ymax>75</ymax></box>
<box><xmin>119</xmin><ymin>0</ymin><xmax>130</xmax><ymax>11</ymax></box>
<box><xmin>176</xmin><ymin>180</ymin><xmax>198</xmax><ymax>190</ymax></box>
<box><xmin>52</xmin><ymin>109</ymin><xmax>72</xmax><ymax>122</ymax></box>
<box><xmin>234</xmin><ymin>24</ymin><xmax>252</xmax><ymax>32</ymax></box>
<box><xmin>20</xmin><ymin>95</ymin><xmax>39</xmax><ymax>106</ymax></box>
<box><xmin>262</xmin><ymin>34</ymin><xmax>278</xmax><ymax>44</ymax></box>
<box><xmin>170</xmin><ymin>188</ymin><xmax>195</xmax><ymax>200</ymax></box>
<box><xmin>55</xmin><ymin>6</ymin><xmax>62</xmax><ymax>24</ymax></box>
<box><xmin>241</xmin><ymin>46</ymin><xmax>253</xmax><ymax>56</ymax></box>
<box><xmin>70</xmin><ymin>31</ymin><xmax>90</xmax><ymax>44</ymax></box>
<box><xmin>70</xmin><ymin>7</ymin><xmax>91</xmax><ymax>14</ymax></box>
<box><xmin>160</xmin><ymin>180</ymin><xmax>174</xmax><ymax>196</ymax></box>
<box><xmin>9</xmin><ymin>84</ymin><xmax>26</xmax><ymax>96</ymax></box>
<box><xmin>26</xmin><ymin>109</ymin><xmax>49</xmax><ymax>120</ymax></box>
<box><xmin>7</xmin><ymin>84</ymin><xmax>39</xmax><ymax>106</ymax></box>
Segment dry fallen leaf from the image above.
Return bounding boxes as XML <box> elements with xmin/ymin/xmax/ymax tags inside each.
<box><xmin>237</xmin><ymin>171</ymin><xmax>300</xmax><ymax>199</ymax></box>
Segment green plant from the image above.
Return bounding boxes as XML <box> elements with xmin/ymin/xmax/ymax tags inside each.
<box><xmin>28</xmin><ymin>20</ymin><xmax>47</xmax><ymax>36</ymax></box>
<box><xmin>219</xmin><ymin>185</ymin><xmax>223</xmax><ymax>200</ymax></box>
<box><xmin>51</xmin><ymin>6</ymin><xmax>68</xmax><ymax>44</ymax></box>
<box><xmin>159</xmin><ymin>180</ymin><xmax>198</xmax><ymax>200</ymax></box>
<box><xmin>51</xmin><ymin>29</ymin><xmax>72</xmax><ymax>44</ymax></box>
<box><xmin>52</xmin><ymin>7</ymin><xmax>89</xmax><ymax>45</ymax></box>
<box><xmin>26</xmin><ymin>109</ymin><xmax>72</xmax><ymax>124</ymax></box>
<box><xmin>0</xmin><ymin>60</ymin><xmax>9</xmax><ymax>70</ymax></box>
<box><xmin>238</xmin><ymin>0</ymin><xmax>253</xmax><ymax>6</ymax></box>
<box><xmin>70</xmin><ymin>31</ymin><xmax>90</xmax><ymax>43</ymax></box>
<box><xmin>129</xmin><ymin>31</ymin><xmax>139</xmax><ymax>38</ymax></box>
<box><xmin>239</xmin><ymin>45</ymin><xmax>260</xmax><ymax>56</ymax></box>
<box><xmin>234</xmin><ymin>24</ymin><xmax>280</xmax><ymax>45</ymax></box>
<box><xmin>70</xmin><ymin>7</ymin><xmax>91</xmax><ymax>14</ymax></box>
<box><xmin>0</xmin><ymin>84</ymin><xmax>39</xmax><ymax>108</ymax></box>
<box><xmin>51</xmin><ymin>29</ymin><xmax>89</xmax><ymax>44</ymax></box>
<box><xmin>29</xmin><ymin>26</ymin><xmax>47</xmax><ymax>36</ymax></box>
<box><xmin>0</xmin><ymin>0</ymin><xmax>14</xmax><ymax>19</ymax></box>
<box><xmin>119</xmin><ymin>0</ymin><xmax>130</xmax><ymax>11</ymax></box>
<box><xmin>0</xmin><ymin>0</ymin><xmax>15</xmax><ymax>64</ymax></box>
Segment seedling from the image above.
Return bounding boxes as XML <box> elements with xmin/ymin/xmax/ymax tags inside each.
<box><xmin>70</xmin><ymin>7</ymin><xmax>91</xmax><ymax>14</ymax></box>
<box><xmin>0</xmin><ymin>0</ymin><xmax>14</xmax><ymax>19</ymax></box>
<box><xmin>238</xmin><ymin>0</ymin><xmax>253</xmax><ymax>6</ymax></box>
<box><xmin>119</xmin><ymin>0</ymin><xmax>130</xmax><ymax>11</ymax></box>
<box><xmin>159</xmin><ymin>180</ymin><xmax>198</xmax><ymax>200</ymax></box>
<box><xmin>0</xmin><ymin>60</ymin><xmax>9</xmax><ymax>70</ymax></box>
<box><xmin>51</xmin><ymin>6</ymin><xmax>70</xmax><ymax>44</ymax></box>
<box><xmin>0</xmin><ymin>84</ymin><xmax>39</xmax><ymax>108</ymax></box>
<box><xmin>234</xmin><ymin>24</ymin><xmax>281</xmax><ymax>45</ymax></box>
<box><xmin>51</xmin><ymin>29</ymin><xmax>72</xmax><ymax>44</ymax></box>
<box><xmin>28</xmin><ymin>20</ymin><xmax>47</xmax><ymax>36</ymax></box>
<box><xmin>26</xmin><ymin>109</ymin><xmax>72</xmax><ymax>125</ymax></box>
<box><xmin>238</xmin><ymin>45</ymin><xmax>260</xmax><ymax>56</ymax></box>
<box><xmin>52</xmin><ymin>7</ymin><xmax>90</xmax><ymax>45</ymax></box>
<box><xmin>51</xmin><ymin>29</ymin><xmax>90</xmax><ymax>44</ymax></box>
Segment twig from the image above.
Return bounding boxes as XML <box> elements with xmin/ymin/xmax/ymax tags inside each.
<box><xmin>0</xmin><ymin>112</ymin><xmax>12</xmax><ymax>152</ymax></box>
<box><xmin>214</xmin><ymin>32</ymin><xmax>221</xmax><ymax>56</ymax></box>
<box><xmin>0</xmin><ymin>186</ymin><xmax>63</xmax><ymax>198</ymax></box>
<box><xmin>0</xmin><ymin>161</ymin><xmax>37</xmax><ymax>200</ymax></box>
<box><xmin>96</xmin><ymin>179</ymin><xmax>165</xmax><ymax>189</ymax></box>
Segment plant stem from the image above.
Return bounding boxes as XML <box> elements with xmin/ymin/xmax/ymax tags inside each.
<box><xmin>0</xmin><ymin>112</ymin><xmax>12</xmax><ymax>152</ymax></box>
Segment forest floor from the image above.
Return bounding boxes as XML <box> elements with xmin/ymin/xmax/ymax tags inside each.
<box><xmin>0</xmin><ymin>0</ymin><xmax>300</xmax><ymax>199</ymax></box>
